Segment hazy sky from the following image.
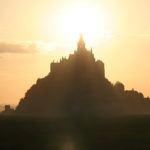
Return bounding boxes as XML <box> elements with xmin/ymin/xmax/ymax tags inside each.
<box><xmin>0</xmin><ymin>0</ymin><xmax>150</xmax><ymax>104</ymax></box>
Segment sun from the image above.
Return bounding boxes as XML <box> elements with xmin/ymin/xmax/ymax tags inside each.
<box><xmin>61</xmin><ymin>6</ymin><xmax>101</xmax><ymax>44</ymax></box>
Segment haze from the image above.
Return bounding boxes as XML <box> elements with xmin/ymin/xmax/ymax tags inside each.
<box><xmin>0</xmin><ymin>0</ymin><xmax>150</xmax><ymax>104</ymax></box>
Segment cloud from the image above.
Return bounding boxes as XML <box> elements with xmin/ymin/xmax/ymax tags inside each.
<box><xmin>98</xmin><ymin>30</ymin><xmax>115</xmax><ymax>43</ymax></box>
<box><xmin>33</xmin><ymin>41</ymin><xmax>60</xmax><ymax>52</ymax></box>
<box><xmin>0</xmin><ymin>41</ymin><xmax>59</xmax><ymax>54</ymax></box>
<box><xmin>0</xmin><ymin>41</ymin><xmax>37</xmax><ymax>53</ymax></box>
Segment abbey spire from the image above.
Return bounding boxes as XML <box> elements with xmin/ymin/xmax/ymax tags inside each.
<box><xmin>77</xmin><ymin>33</ymin><xmax>86</xmax><ymax>50</ymax></box>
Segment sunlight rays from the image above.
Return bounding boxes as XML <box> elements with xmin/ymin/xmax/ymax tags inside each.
<box><xmin>61</xmin><ymin>5</ymin><xmax>101</xmax><ymax>43</ymax></box>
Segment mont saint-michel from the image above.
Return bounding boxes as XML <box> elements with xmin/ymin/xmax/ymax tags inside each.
<box><xmin>8</xmin><ymin>34</ymin><xmax>149</xmax><ymax>116</ymax></box>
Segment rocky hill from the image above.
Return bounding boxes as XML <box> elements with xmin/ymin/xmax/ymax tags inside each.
<box><xmin>15</xmin><ymin>34</ymin><xmax>150</xmax><ymax>116</ymax></box>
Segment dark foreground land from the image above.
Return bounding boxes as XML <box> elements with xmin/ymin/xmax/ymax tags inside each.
<box><xmin>0</xmin><ymin>115</ymin><xmax>150</xmax><ymax>150</ymax></box>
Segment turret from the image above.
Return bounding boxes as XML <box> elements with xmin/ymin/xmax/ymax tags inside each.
<box><xmin>77</xmin><ymin>33</ymin><xmax>86</xmax><ymax>50</ymax></box>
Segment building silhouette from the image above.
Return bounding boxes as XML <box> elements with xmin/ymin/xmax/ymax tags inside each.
<box><xmin>2</xmin><ymin>105</ymin><xmax>14</xmax><ymax>114</ymax></box>
<box><xmin>15</xmin><ymin>34</ymin><xmax>150</xmax><ymax>116</ymax></box>
<box><xmin>51</xmin><ymin>33</ymin><xmax>105</xmax><ymax>78</ymax></box>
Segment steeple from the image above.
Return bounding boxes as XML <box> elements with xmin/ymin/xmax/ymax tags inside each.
<box><xmin>77</xmin><ymin>33</ymin><xmax>86</xmax><ymax>50</ymax></box>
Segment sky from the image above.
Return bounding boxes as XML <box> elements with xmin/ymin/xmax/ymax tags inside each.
<box><xmin>0</xmin><ymin>0</ymin><xmax>150</xmax><ymax>104</ymax></box>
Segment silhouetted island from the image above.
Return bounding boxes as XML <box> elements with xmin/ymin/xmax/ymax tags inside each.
<box><xmin>15</xmin><ymin>34</ymin><xmax>150</xmax><ymax>116</ymax></box>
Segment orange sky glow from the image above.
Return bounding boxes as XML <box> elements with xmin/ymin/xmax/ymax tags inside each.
<box><xmin>0</xmin><ymin>0</ymin><xmax>150</xmax><ymax>104</ymax></box>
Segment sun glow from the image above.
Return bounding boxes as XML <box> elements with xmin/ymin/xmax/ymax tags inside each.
<box><xmin>61</xmin><ymin>6</ymin><xmax>101</xmax><ymax>43</ymax></box>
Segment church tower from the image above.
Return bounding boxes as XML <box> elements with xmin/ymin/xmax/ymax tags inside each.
<box><xmin>77</xmin><ymin>33</ymin><xmax>86</xmax><ymax>51</ymax></box>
